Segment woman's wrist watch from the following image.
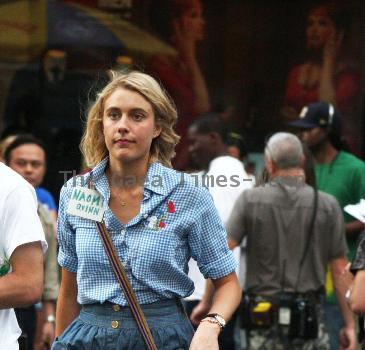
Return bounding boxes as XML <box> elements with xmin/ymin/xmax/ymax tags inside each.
<box><xmin>200</xmin><ymin>313</ymin><xmax>226</xmax><ymax>330</ymax></box>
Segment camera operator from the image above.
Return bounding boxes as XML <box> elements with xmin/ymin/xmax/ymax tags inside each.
<box><xmin>225</xmin><ymin>132</ymin><xmax>355</xmax><ymax>349</ymax></box>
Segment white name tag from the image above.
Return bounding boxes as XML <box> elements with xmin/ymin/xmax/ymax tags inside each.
<box><xmin>278</xmin><ymin>307</ymin><xmax>291</xmax><ymax>325</ymax></box>
<box><xmin>67</xmin><ymin>187</ymin><xmax>105</xmax><ymax>222</ymax></box>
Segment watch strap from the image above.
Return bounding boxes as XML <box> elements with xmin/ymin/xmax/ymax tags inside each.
<box><xmin>205</xmin><ymin>313</ymin><xmax>226</xmax><ymax>328</ymax></box>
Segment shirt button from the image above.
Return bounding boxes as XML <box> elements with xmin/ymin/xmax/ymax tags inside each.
<box><xmin>112</xmin><ymin>304</ymin><xmax>120</xmax><ymax>312</ymax></box>
<box><xmin>143</xmin><ymin>214</ymin><xmax>148</xmax><ymax>218</ymax></box>
<box><xmin>120</xmin><ymin>229</ymin><xmax>125</xmax><ymax>235</ymax></box>
<box><xmin>111</xmin><ymin>320</ymin><xmax>119</xmax><ymax>329</ymax></box>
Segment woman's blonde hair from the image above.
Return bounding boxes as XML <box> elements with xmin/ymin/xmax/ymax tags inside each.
<box><xmin>80</xmin><ymin>70</ymin><xmax>180</xmax><ymax>168</ymax></box>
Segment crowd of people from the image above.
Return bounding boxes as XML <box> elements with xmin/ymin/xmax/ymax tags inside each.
<box><xmin>0</xmin><ymin>1</ymin><xmax>365</xmax><ymax>350</ymax></box>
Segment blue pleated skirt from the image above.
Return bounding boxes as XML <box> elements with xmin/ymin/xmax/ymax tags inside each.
<box><xmin>51</xmin><ymin>299</ymin><xmax>194</xmax><ymax>350</ymax></box>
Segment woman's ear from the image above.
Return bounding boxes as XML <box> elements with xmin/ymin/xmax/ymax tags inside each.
<box><xmin>153</xmin><ymin>125</ymin><xmax>162</xmax><ymax>139</ymax></box>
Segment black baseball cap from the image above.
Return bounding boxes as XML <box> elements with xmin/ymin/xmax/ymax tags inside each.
<box><xmin>288</xmin><ymin>102</ymin><xmax>341</xmax><ymax>132</ymax></box>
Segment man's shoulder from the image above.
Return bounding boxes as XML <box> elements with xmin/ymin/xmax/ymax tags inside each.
<box><xmin>237</xmin><ymin>185</ymin><xmax>268</xmax><ymax>202</ymax></box>
<box><xmin>0</xmin><ymin>163</ymin><xmax>33</xmax><ymax>194</ymax></box>
<box><xmin>338</xmin><ymin>151</ymin><xmax>365</xmax><ymax>169</ymax></box>
<box><xmin>317</xmin><ymin>190</ymin><xmax>340</xmax><ymax>208</ymax></box>
<box><xmin>209</xmin><ymin>156</ymin><xmax>246</xmax><ymax>174</ymax></box>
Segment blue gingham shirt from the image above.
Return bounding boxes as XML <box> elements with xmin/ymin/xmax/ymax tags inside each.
<box><xmin>57</xmin><ymin>158</ymin><xmax>236</xmax><ymax>306</ymax></box>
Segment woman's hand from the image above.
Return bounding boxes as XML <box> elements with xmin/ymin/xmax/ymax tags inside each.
<box><xmin>323</xmin><ymin>31</ymin><xmax>343</xmax><ymax>65</ymax></box>
<box><xmin>40</xmin><ymin>321</ymin><xmax>55</xmax><ymax>349</ymax></box>
<box><xmin>190</xmin><ymin>299</ymin><xmax>211</xmax><ymax>327</ymax></box>
<box><xmin>189</xmin><ymin>321</ymin><xmax>220</xmax><ymax>350</ymax></box>
<box><xmin>339</xmin><ymin>325</ymin><xmax>356</xmax><ymax>350</ymax></box>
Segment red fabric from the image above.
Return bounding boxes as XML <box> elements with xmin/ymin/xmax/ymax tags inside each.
<box><xmin>167</xmin><ymin>201</ymin><xmax>175</xmax><ymax>213</ymax></box>
<box><xmin>284</xmin><ymin>64</ymin><xmax>361</xmax><ymax>117</ymax></box>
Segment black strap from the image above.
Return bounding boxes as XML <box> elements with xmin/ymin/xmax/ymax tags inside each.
<box><xmin>276</xmin><ymin>181</ymin><xmax>318</xmax><ymax>292</ymax></box>
<box><xmin>294</xmin><ymin>187</ymin><xmax>318</xmax><ymax>292</ymax></box>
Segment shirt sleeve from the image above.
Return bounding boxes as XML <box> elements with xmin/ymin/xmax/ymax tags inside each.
<box><xmin>3</xmin><ymin>185</ymin><xmax>47</xmax><ymax>259</ymax></box>
<box><xmin>188</xmin><ymin>187</ymin><xmax>237</xmax><ymax>280</ymax></box>
<box><xmin>355</xmin><ymin>165</ymin><xmax>365</xmax><ymax>202</ymax></box>
<box><xmin>44</xmin><ymin>191</ymin><xmax>57</xmax><ymax>211</ymax></box>
<box><xmin>225</xmin><ymin>191</ymin><xmax>248</xmax><ymax>244</ymax></box>
<box><xmin>57</xmin><ymin>184</ymin><xmax>78</xmax><ymax>273</ymax></box>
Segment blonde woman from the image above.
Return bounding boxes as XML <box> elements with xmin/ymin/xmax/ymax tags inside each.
<box><xmin>53</xmin><ymin>71</ymin><xmax>240</xmax><ymax>349</ymax></box>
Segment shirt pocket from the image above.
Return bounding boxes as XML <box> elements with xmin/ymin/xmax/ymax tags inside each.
<box><xmin>129</xmin><ymin>227</ymin><xmax>178</xmax><ymax>282</ymax></box>
<box><xmin>74</xmin><ymin>221</ymin><xmax>111</xmax><ymax>276</ymax></box>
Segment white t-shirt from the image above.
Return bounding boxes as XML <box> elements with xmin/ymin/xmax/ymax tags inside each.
<box><xmin>0</xmin><ymin>163</ymin><xmax>47</xmax><ymax>350</ymax></box>
<box><xmin>186</xmin><ymin>156</ymin><xmax>253</xmax><ymax>300</ymax></box>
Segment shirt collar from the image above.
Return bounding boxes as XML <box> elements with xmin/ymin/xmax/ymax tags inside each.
<box><xmin>270</xmin><ymin>176</ymin><xmax>305</xmax><ymax>187</ymax></box>
<box><xmin>88</xmin><ymin>157</ymin><xmax>109</xmax><ymax>184</ymax></box>
<box><xmin>144</xmin><ymin>161</ymin><xmax>170</xmax><ymax>195</ymax></box>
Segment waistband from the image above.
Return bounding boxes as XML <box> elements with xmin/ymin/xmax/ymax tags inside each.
<box><xmin>80</xmin><ymin>299</ymin><xmax>185</xmax><ymax>328</ymax></box>
<box><xmin>246</xmin><ymin>288</ymin><xmax>325</xmax><ymax>304</ymax></box>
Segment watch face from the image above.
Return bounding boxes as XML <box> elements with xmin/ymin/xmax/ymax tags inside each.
<box><xmin>214</xmin><ymin>314</ymin><xmax>226</xmax><ymax>327</ymax></box>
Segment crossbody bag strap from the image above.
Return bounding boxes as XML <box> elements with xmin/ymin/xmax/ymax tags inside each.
<box><xmin>88</xmin><ymin>178</ymin><xmax>157</xmax><ymax>350</ymax></box>
<box><xmin>294</xmin><ymin>187</ymin><xmax>318</xmax><ymax>292</ymax></box>
<box><xmin>95</xmin><ymin>221</ymin><xmax>158</xmax><ymax>350</ymax></box>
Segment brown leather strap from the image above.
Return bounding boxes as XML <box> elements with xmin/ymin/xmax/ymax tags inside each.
<box><xmin>95</xmin><ymin>221</ymin><xmax>158</xmax><ymax>350</ymax></box>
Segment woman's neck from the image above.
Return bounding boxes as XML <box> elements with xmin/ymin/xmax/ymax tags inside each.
<box><xmin>107</xmin><ymin>156</ymin><xmax>150</xmax><ymax>190</ymax></box>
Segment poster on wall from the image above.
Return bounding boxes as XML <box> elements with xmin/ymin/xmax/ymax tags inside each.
<box><xmin>0</xmin><ymin>0</ymin><xmax>364</xmax><ymax>164</ymax></box>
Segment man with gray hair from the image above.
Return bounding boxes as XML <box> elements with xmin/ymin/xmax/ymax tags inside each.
<box><xmin>225</xmin><ymin>132</ymin><xmax>355</xmax><ymax>349</ymax></box>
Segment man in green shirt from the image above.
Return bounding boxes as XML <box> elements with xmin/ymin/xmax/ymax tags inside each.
<box><xmin>290</xmin><ymin>101</ymin><xmax>365</xmax><ymax>349</ymax></box>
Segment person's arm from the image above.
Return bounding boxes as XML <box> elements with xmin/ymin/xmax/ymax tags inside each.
<box><xmin>190</xmin><ymin>237</ymin><xmax>240</xmax><ymax>325</ymax></box>
<box><xmin>346</xmin><ymin>220</ymin><xmax>365</xmax><ymax>238</ymax></box>
<box><xmin>41</xmin><ymin>300</ymin><xmax>56</xmax><ymax>347</ymax></box>
<box><xmin>0</xmin><ymin>241</ymin><xmax>44</xmax><ymax>308</ymax></box>
<box><xmin>189</xmin><ymin>272</ymin><xmax>241</xmax><ymax>350</ymax></box>
<box><xmin>349</xmin><ymin>269</ymin><xmax>365</xmax><ymax>314</ymax></box>
<box><xmin>330</xmin><ymin>257</ymin><xmax>356</xmax><ymax>350</ymax></box>
<box><xmin>55</xmin><ymin>268</ymin><xmax>80</xmax><ymax>336</ymax></box>
<box><xmin>318</xmin><ymin>31</ymin><xmax>343</xmax><ymax>104</ymax></box>
<box><xmin>172</xmin><ymin>19</ymin><xmax>210</xmax><ymax>114</ymax></box>
<box><xmin>37</xmin><ymin>206</ymin><xmax>59</xmax><ymax>346</ymax></box>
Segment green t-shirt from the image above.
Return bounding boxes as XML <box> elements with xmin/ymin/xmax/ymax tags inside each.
<box><xmin>316</xmin><ymin>151</ymin><xmax>365</xmax><ymax>302</ymax></box>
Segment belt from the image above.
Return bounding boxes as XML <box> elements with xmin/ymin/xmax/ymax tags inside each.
<box><xmin>248</xmin><ymin>287</ymin><xmax>325</xmax><ymax>305</ymax></box>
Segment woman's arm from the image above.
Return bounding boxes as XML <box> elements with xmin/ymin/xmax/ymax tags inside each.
<box><xmin>349</xmin><ymin>269</ymin><xmax>365</xmax><ymax>315</ymax></box>
<box><xmin>319</xmin><ymin>31</ymin><xmax>343</xmax><ymax>104</ymax></box>
<box><xmin>55</xmin><ymin>268</ymin><xmax>80</xmax><ymax>336</ymax></box>
<box><xmin>330</xmin><ymin>257</ymin><xmax>356</xmax><ymax>350</ymax></box>
<box><xmin>190</xmin><ymin>238</ymin><xmax>240</xmax><ymax>325</ymax></box>
<box><xmin>173</xmin><ymin>19</ymin><xmax>210</xmax><ymax>114</ymax></box>
<box><xmin>189</xmin><ymin>272</ymin><xmax>241</xmax><ymax>350</ymax></box>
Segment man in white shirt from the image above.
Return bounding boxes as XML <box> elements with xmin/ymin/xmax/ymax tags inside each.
<box><xmin>186</xmin><ymin>113</ymin><xmax>253</xmax><ymax>349</ymax></box>
<box><xmin>0</xmin><ymin>162</ymin><xmax>46</xmax><ymax>350</ymax></box>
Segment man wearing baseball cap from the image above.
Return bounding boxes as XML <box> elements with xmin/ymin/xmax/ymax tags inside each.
<box><xmin>290</xmin><ymin>101</ymin><xmax>365</xmax><ymax>349</ymax></box>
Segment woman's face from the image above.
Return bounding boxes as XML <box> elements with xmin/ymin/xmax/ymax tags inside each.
<box><xmin>306</xmin><ymin>9</ymin><xmax>336</xmax><ymax>50</ymax></box>
<box><xmin>179</xmin><ymin>0</ymin><xmax>205</xmax><ymax>41</ymax></box>
<box><xmin>102</xmin><ymin>87</ymin><xmax>161</xmax><ymax>165</ymax></box>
